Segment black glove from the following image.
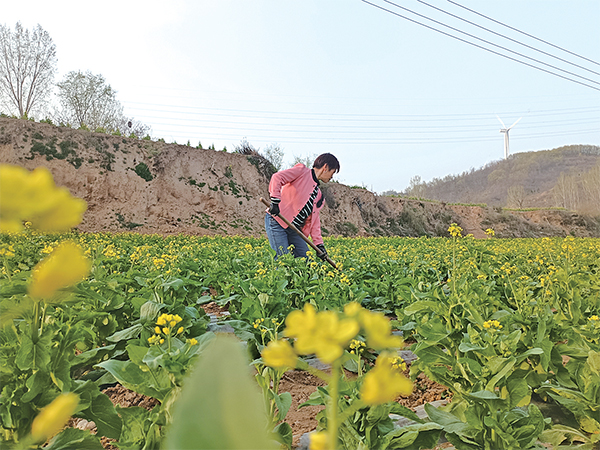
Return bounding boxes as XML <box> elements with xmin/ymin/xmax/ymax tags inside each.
<box><xmin>316</xmin><ymin>244</ymin><xmax>327</xmax><ymax>261</ymax></box>
<box><xmin>268</xmin><ymin>198</ymin><xmax>280</xmax><ymax>216</ymax></box>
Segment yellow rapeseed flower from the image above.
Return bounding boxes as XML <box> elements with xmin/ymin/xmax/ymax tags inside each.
<box><xmin>0</xmin><ymin>165</ymin><xmax>86</xmax><ymax>232</ymax></box>
<box><xmin>360</xmin><ymin>354</ymin><xmax>413</xmax><ymax>405</ymax></box>
<box><xmin>483</xmin><ymin>319</ymin><xmax>502</xmax><ymax>329</ymax></box>
<box><xmin>285</xmin><ymin>304</ymin><xmax>359</xmax><ymax>364</ymax></box>
<box><xmin>358</xmin><ymin>309</ymin><xmax>403</xmax><ymax>350</ymax></box>
<box><xmin>31</xmin><ymin>393</ymin><xmax>79</xmax><ymax>442</ymax></box>
<box><xmin>344</xmin><ymin>302</ymin><xmax>363</xmax><ymax>317</ymax></box>
<box><xmin>448</xmin><ymin>223</ymin><xmax>463</xmax><ymax>238</ymax></box>
<box><xmin>309</xmin><ymin>431</ymin><xmax>329</xmax><ymax>450</ymax></box>
<box><xmin>28</xmin><ymin>242</ymin><xmax>91</xmax><ymax>300</ymax></box>
<box><xmin>261</xmin><ymin>339</ymin><xmax>298</xmax><ymax>369</ymax></box>
<box><xmin>349</xmin><ymin>339</ymin><xmax>366</xmax><ymax>355</ymax></box>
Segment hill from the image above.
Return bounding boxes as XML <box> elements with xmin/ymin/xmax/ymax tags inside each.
<box><xmin>1</xmin><ymin>117</ymin><xmax>599</xmax><ymax>238</ymax></box>
<box><xmin>403</xmin><ymin>145</ymin><xmax>600</xmax><ymax>214</ymax></box>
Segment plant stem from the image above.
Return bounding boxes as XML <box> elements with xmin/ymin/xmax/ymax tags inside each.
<box><xmin>328</xmin><ymin>360</ymin><xmax>341</xmax><ymax>450</ymax></box>
<box><xmin>32</xmin><ymin>301</ymin><xmax>40</xmax><ymax>345</ymax></box>
<box><xmin>38</xmin><ymin>303</ymin><xmax>48</xmax><ymax>336</ymax></box>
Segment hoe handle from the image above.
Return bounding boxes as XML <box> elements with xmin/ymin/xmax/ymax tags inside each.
<box><xmin>260</xmin><ymin>197</ymin><xmax>338</xmax><ymax>270</ymax></box>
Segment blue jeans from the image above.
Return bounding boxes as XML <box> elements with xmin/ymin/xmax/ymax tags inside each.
<box><xmin>265</xmin><ymin>213</ymin><xmax>308</xmax><ymax>258</ymax></box>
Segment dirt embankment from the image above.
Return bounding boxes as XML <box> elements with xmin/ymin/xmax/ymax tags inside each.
<box><xmin>2</xmin><ymin>117</ymin><xmax>599</xmax><ymax>238</ymax></box>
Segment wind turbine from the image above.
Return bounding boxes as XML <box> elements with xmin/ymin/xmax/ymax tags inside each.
<box><xmin>497</xmin><ymin>116</ymin><xmax>522</xmax><ymax>159</ymax></box>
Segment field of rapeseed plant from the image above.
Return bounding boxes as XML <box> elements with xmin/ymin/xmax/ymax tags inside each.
<box><xmin>1</xmin><ymin>164</ymin><xmax>599</xmax><ymax>449</ymax></box>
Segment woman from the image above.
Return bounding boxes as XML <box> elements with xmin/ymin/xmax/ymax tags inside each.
<box><xmin>265</xmin><ymin>153</ymin><xmax>340</xmax><ymax>260</ymax></box>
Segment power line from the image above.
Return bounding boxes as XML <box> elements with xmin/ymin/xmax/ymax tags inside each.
<box><xmin>123</xmin><ymin>100</ymin><xmax>600</xmax><ymax>122</ymax></box>
<box><xmin>147</xmin><ymin>127</ymin><xmax>600</xmax><ymax>145</ymax></box>
<box><xmin>381</xmin><ymin>0</ymin><xmax>600</xmax><ymax>87</ymax></box>
<box><xmin>361</xmin><ymin>0</ymin><xmax>600</xmax><ymax>92</ymax></box>
<box><xmin>447</xmin><ymin>0</ymin><xmax>600</xmax><ymax>67</ymax></box>
<box><xmin>131</xmin><ymin>114</ymin><xmax>599</xmax><ymax>132</ymax></box>
<box><xmin>415</xmin><ymin>0</ymin><xmax>600</xmax><ymax>76</ymax></box>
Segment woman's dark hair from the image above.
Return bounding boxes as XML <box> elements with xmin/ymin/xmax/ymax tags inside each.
<box><xmin>313</xmin><ymin>153</ymin><xmax>340</xmax><ymax>173</ymax></box>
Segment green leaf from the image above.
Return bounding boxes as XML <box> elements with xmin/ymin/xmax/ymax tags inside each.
<box><xmin>404</xmin><ymin>300</ymin><xmax>439</xmax><ymax>315</ymax></box>
<box><xmin>383</xmin><ymin>422</ymin><xmax>442</xmax><ymax>449</ymax></box>
<box><xmin>465</xmin><ymin>390</ymin><xmax>507</xmax><ymax>411</ymax></box>
<box><xmin>588</xmin><ymin>350</ymin><xmax>600</xmax><ymax>375</ymax></box>
<box><xmin>44</xmin><ymin>427</ymin><xmax>104</xmax><ymax>450</ymax></box>
<box><xmin>417</xmin><ymin>318</ymin><xmax>449</xmax><ymax>343</ymax></box>
<box><xmin>412</xmin><ymin>343</ymin><xmax>453</xmax><ymax>366</ymax></box>
<box><xmin>115</xmin><ymin>405</ymin><xmax>152</xmax><ymax>448</ymax></box>
<box><xmin>468</xmin><ymin>390</ymin><xmax>501</xmax><ymax>400</ymax></box>
<box><xmin>540</xmin><ymin>424</ymin><xmax>591</xmax><ymax>447</ymax></box>
<box><xmin>581</xmin><ymin>416</ymin><xmax>600</xmax><ymax>435</ymax></box>
<box><xmin>299</xmin><ymin>388</ymin><xmax>327</xmax><ymax>408</ymax></box>
<box><xmin>485</xmin><ymin>357</ymin><xmax>516</xmax><ymax>391</ymax></box>
<box><xmin>273</xmin><ymin>421</ymin><xmax>293</xmax><ymax>448</ymax></box>
<box><xmin>71</xmin><ymin>344</ymin><xmax>117</xmax><ymax>371</ymax></box>
<box><xmin>106</xmin><ymin>323</ymin><xmax>142</xmax><ymax>343</ymax></box>
<box><xmin>0</xmin><ymin>295</ymin><xmax>33</xmax><ymax>328</ymax></box>
<box><xmin>274</xmin><ymin>392</ymin><xmax>292</xmax><ymax>422</ymax></box>
<box><xmin>72</xmin><ymin>381</ymin><xmax>122</xmax><ymax>440</ymax></box>
<box><xmin>139</xmin><ymin>300</ymin><xmax>163</xmax><ymax>321</ymax></box>
<box><xmin>366</xmin><ymin>404</ymin><xmax>390</xmax><ymax>424</ymax></box>
<box><xmin>506</xmin><ymin>376</ymin><xmax>530</xmax><ymax>409</ymax></box>
<box><xmin>424</xmin><ymin>403</ymin><xmax>471</xmax><ymax>435</ymax></box>
<box><xmin>514</xmin><ymin>347</ymin><xmax>544</xmax><ymax>364</ymax></box>
<box><xmin>196</xmin><ymin>295</ymin><xmax>213</xmax><ymax>305</ymax></box>
<box><xmin>164</xmin><ymin>335</ymin><xmax>277</xmax><ymax>450</ymax></box>
<box><xmin>162</xmin><ymin>278</ymin><xmax>184</xmax><ymax>291</ymax></box>
<box><xmin>458</xmin><ymin>342</ymin><xmax>487</xmax><ymax>353</ymax></box>
<box><xmin>126</xmin><ymin>343</ymin><xmax>150</xmax><ymax>366</ymax></box>
<box><xmin>389</xmin><ymin>403</ymin><xmax>424</xmax><ymax>424</ymax></box>
<box><xmin>95</xmin><ymin>359</ymin><xmax>171</xmax><ymax>401</ymax></box>
<box><xmin>21</xmin><ymin>371</ymin><xmax>47</xmax><ymax>403</ymax></box>
<box><xmin>16</xmin><ymin>332</ymin><xmax>51</xmax><ymax>371</ymax></box>
<box><xmin>226</xmin><ymin>319</ymin><xmax>256</xmax><ymax>341</ymax></box>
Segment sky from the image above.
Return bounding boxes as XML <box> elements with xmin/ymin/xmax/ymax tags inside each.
<box><xmin>3</xmin><ymin>0</ymin><xmax>600</xmax><ymax>193</ymax></box>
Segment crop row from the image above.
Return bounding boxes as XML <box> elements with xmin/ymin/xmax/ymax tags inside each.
<box><xmin>1</xmin><ymin>231</ymin><xmax>599</xmax><ymax>449</ymax></box>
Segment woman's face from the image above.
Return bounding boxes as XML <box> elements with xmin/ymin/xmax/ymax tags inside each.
<box><xmin>318</xmin><ymin>164</ymin><xmax>337</xmax><ymax>183</ymax></box>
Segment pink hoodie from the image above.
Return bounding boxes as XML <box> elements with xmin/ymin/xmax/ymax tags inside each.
<box><xmin>268</xmin><ymin>164</ymin><xmax>324</xmax><ymax>246</ymax></box>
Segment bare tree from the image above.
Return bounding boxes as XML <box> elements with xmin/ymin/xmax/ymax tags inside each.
<box><xmin>262</xmin><ymin>143</ymin><xmax>284</xmax><ymax>171</ymax></box>
<box><xmin>290</xmin><ymin>153</ymin><xmax>318</xmax><ymax>169</ymax></box>
<box><xmin>54</xmin><ymin>71</ymin><xmax>123</xmax><ymax>130</ymax></box>
<box><xmin>0</xmin><ymin>22</ymin><xmax>57</xmax><ymax>118</ymax></box>
<box><xmin>114</xmin><ymin>116</ymin><xmax>151</xmax><ymax>138</ymax></box>
<box><xmin>552</xmin><ymin>172</ymin><xmax>580</xmax><ymax>211</ymax></box>
<box><xmin>506</xmin><ymin>185</ymin><xmax>526</xmax><ymax>208</ymax></box>
<box><xmin>406</xmin><ymin>175</ymin><xmax>428</xmax><ymax>198</ymax></box>
<box><xmin>581</xmin><ymin>162</ymin><xmax>600</xmax><ymax>214</ymax></box>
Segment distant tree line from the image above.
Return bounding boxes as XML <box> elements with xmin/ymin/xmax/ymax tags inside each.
<box><xmin>551</xmin><ymin>162</ymin><xmax>600</xmax><ymax>214</ymax></box>
<box><xmin>0</xmin><ymin>22</ymin><xmax>149</xmax><ymax>138</ymax></box>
